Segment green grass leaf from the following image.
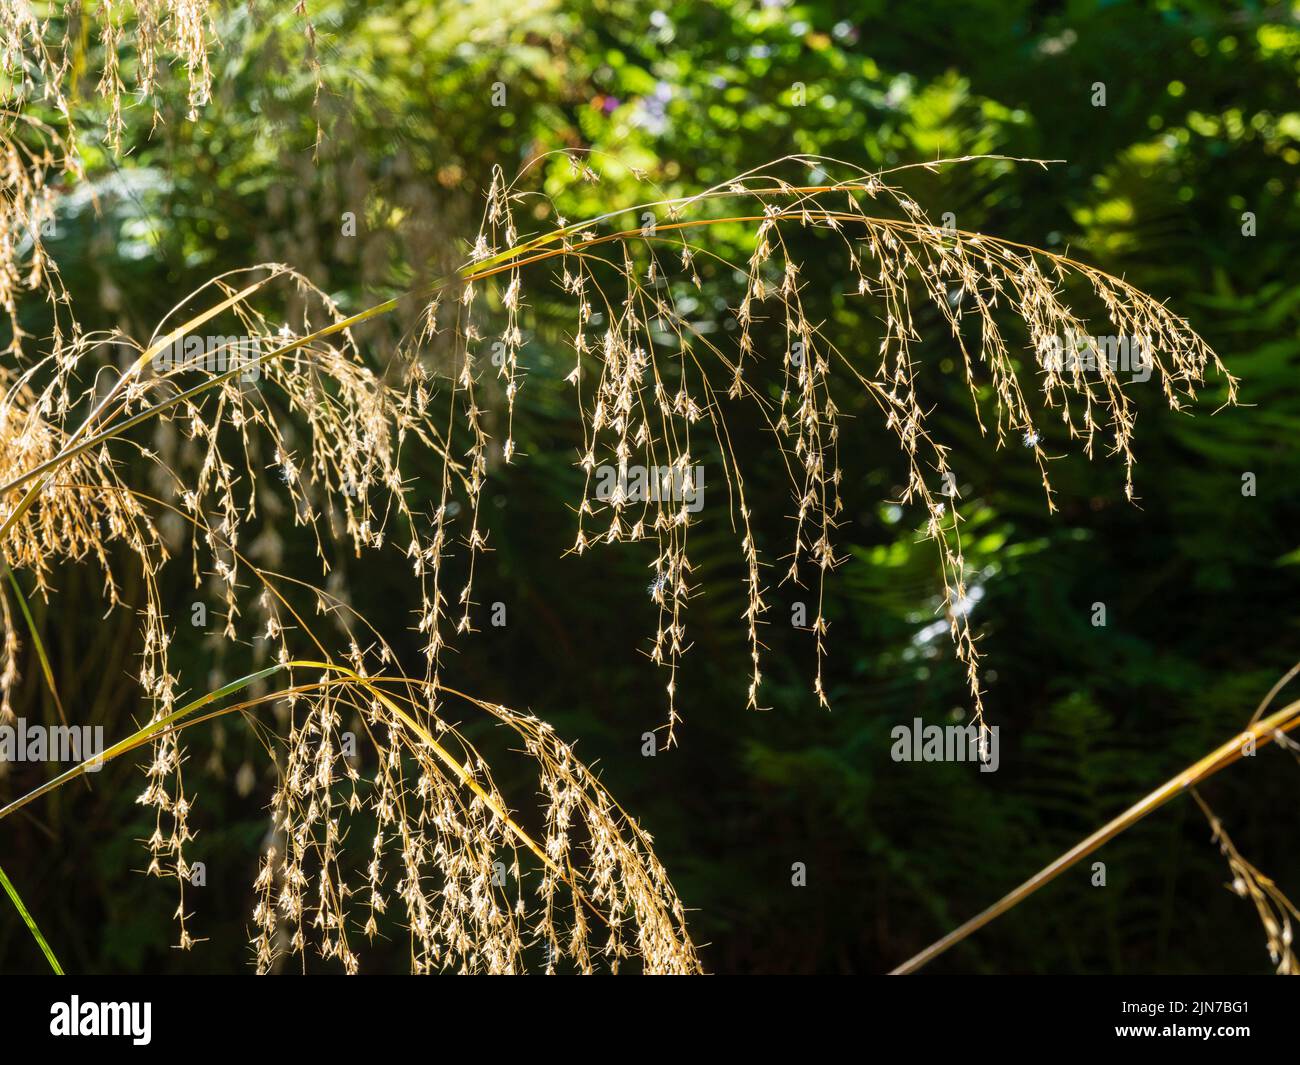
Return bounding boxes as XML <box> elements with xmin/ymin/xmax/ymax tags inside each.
<box><xmin>0</xmin><ymin>861</ymin><xmax>63</xmax><ymax>974</ymax></box>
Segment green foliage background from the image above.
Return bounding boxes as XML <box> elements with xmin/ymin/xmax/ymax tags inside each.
<box><xmin>2</xmin><ymin>0</ymin><xmax>1298</xmax><ymax>974</ymax></box>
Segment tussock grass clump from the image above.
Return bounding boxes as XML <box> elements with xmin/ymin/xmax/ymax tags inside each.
<box><xmin>0</xmin><ymin>7</ymin><xmax>1246</xmax><ymax>975</ymax></box>
<box><xmin>0</xmin><ymin>145</ymin><xmax>1240</xmax><ymax>971</ymax></box>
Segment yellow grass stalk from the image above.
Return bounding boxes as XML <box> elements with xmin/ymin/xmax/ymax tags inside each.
<box><xmin>892</xmin><ymin>697</ymin><xmax>1300</xmax><ymax>974</ymax></box>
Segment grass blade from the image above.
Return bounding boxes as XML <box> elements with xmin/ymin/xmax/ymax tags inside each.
<box><xmin>3</xmin><ymin>565</ymin><xmax>68</xmax><ymax>726</ymax></box>
<box><xmin>0</xmin><ymin>663</ymin><xmax>286</xmax><ymax>825</ymax></box>
<box><xmin>0</xmin><ymin>861</ymin><xmax>63</xmax><ymax>974</ymax></box>
<box><xmin>891</xmin><ymin>696</ymin><xmax>1300</xmax><ymax>974</ymax></box>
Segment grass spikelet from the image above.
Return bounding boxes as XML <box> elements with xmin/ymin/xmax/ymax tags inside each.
<box><xmin>1194</xmin><ymin>791</ymin><xmax>1298</xmax><ymax>976</ymax></box>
